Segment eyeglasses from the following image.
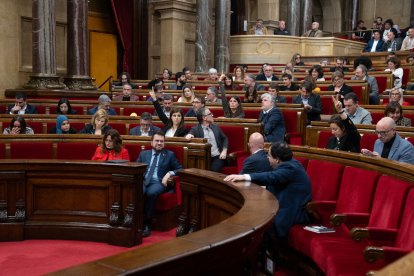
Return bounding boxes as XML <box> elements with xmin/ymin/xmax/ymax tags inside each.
<box><xmin>333</xmin><ymin>78</ymin><xmax>342</xmax><ymax>82</ymax></box>
<box><xmin>390</xmin><ymin>93</ymin><xmax>401</xmax><ymax>96</ymax></box>
<box><xmin>204</xmin><ymin>113</ymin><xmax>214</xmax><ymax>117</ymax></box>
<box><xmin>375</xmin><ymin>128</ymin><xmax>394</xmax><ymax>136</ymax></box>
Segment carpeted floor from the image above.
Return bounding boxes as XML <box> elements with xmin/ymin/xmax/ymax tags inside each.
<box><xmin>0</xmin><ymin>228</ymin><xmax>177</xmax><ymax>275</ymax></box>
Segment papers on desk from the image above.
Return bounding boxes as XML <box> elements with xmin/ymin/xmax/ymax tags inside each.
<box><xmin>303</xmin><ymin>225</ymin><xmax>335</xmax><ymax>233</ymax></box>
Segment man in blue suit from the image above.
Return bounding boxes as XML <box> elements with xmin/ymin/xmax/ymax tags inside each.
<box><xmin>362</xmin><ymin>117</ymin><xmax>414</xmax><ymax>165</ymax></box>
<box><xmin>241</xmin><ymin>132</ymin><xmax>272</xmax><ymax>175</ymax></box>
<box><xmin>137</xmin><ymin>131</ymin><xmax>182</xmax><ymax>237</ymax></box>
<box><xmin>363</xmin><ymin>30</ymin><xmax>384</xmax><ymax>52</ymax></box>
<box><xmin>225</xmin><ymin>142</ymin><xmax>312</xmax><ymax>239</ymax></box>
<box><xmin>259</xmin><ymin>93</ymin><xmax>286</xmax><ymax>142</ymax></box>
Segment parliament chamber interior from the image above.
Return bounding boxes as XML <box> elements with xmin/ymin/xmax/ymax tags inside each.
<box><xmin>1</xmin><ymin>0</ymin><xmax>414</xmax><ymax>275</ymax></box>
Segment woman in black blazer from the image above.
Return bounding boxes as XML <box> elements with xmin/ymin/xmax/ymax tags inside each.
<box><xmin>150</xmin><ymin>91</ymin><xmax>188</xmax><ymax>137</ymax></box>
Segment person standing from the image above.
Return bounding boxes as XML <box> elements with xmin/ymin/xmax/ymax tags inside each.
<box><xmin>259</xmin><ymin>93</ymin><xmax>286</xmax><ymax>142</ymax></box>
<box><xmin>240</xmin><ymin>132</ymin><xmax>272</xmax><ymax>174</ymax></box>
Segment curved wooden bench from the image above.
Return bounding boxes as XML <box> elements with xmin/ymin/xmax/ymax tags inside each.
<box><xmin>49</xmin><ymin>168</ymin><xmax>278</xmax><ymax>275</ymax></box>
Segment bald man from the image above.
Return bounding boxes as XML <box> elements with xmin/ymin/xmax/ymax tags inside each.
<box><xmin>361</xmin><ymin>117</ymin><xmax>414</xmax><ymax>165</ymax></box>
<box><xmin>240</xmin><ymin>132</ymin><xmax>273</xmax><ymax>174</ymax></box>
<box><xmin>303</xmin><ymin>22</ymin><xmax>323</xmax><ymax>37</ymax></box>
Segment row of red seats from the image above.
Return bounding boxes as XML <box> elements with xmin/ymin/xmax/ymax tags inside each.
<box><xmin>288</xmin><ymin>158</ymin><xmax>414</xmax><ymax>275</ymax></box>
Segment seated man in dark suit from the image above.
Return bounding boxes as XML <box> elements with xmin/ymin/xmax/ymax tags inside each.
<box><xmin>225</xmin><ymin>142</ymin><xmax>312</xmax><ymax>240</ymax></box>
<box><xmin>259</xmin><ymin>93</ymin><xmax>286</xmax><ymax>142</ymax></box>
<box><xmin>363</xmin><ymin>30</ymin><xmax>384</xmax><ymax>52</ymax></box>
<box><xmin>268</xmin><ymin>82</ymin><xmax>287</xmax><ymax>104</ymax></box>
<box><xmin>329</xmin><ymin>57</ymin><xmax>349</xmax><ymax>73</ymax></box>
<box><xmin>129</xmin><ymin>112</ymin><xmax>161</xmax><ymax>136</ymax></box>
<box><xmin>185</xmin><ymin>107</ymin><xmax>228</xmax><ymax>172</ymax></box>
<box><xmin>293</xmin><ymin>81</ymin><xmax>322</xmax><ymax>124</ymax></box>
<box><xmin>87</xmin><ymin>94</ymin><xmax>117</xmax><ymax>116</ymax></box>
<box><xmin>241</xmin><ymin>132</ymin><xmax>272</xmax><ymax>174</ymax></box>
<box><xmin>113</xmin><ymin>84</ymin><xmax>139</xmax><ymax>101</ymax></box>
<box><xmin>137</xmin><ymin>132</ymin><xmax>182</xmax><ymax>237</ymax></box>
<box><xmin>185</xmin><ymin>96</ymin><xmax>205</xmax><ymax>117</ymax></box>
<box><xmin>279</xmin><ymin>73</ymin><xmax>300</xmax><ymax>91</ymax></box>
<box><xmin>7</xmin><ymin>92</ymin><xmax>38</xmax><ymax>115</ymax></box>
<box><xmin>256</xmin><ymin>65</ymin><xmax>278</xmax><ymax>81</ymax></box>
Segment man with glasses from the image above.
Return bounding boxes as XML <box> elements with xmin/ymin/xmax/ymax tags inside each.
<box><xmin>7</xmin><ymin>92</ymin><xmax>38</xmax><ymax>114</ymax></box>
<box><xmin>327</xmin><ymin>71</ymin><xmax>353</xmax><ymax>103</ymax></box>
<box><xmin>205</xmin><ymin>87</ymin><xmax>222</xmax><ymax>104</ymax></box>
<box><xmin>279</xmin><ymin>73</ymin><xmax>300</xmax><ymax>91</ymax></box>
<box><xmin>351</xmin><ymin>64</ymin><xmax>379</xmax><ymax>104</ymax></box>
<box><xmin>129</xmin><ymin>112</ymin><xmax>161</xmax><ymax>136</ymax></box>
<box><xmin>185</xmin><ymin>107</ymin><xmax>228</xmax><ymax>172</ymax></box>
<box><xmin>185</xmin><ymin>96</ymin><xmax>205</xmax><ymax>117</ymax></box>
<box><xmin>256</xmin><ymin>65</ymin><xmax>278</xmax><ymax>81</ymax></box>
<box><xmin>343</xmin><ymin>93</ymin><xmax>372</xmax><ymax>125</ymax></box>
<box><xmin>362</xmin><ymin>117</ymin><xmax>414</xmax><ymax>165</ymax></box>
<box><xmin>259</xmin><ymin>93</ymin><xmax>286</xmax><ymax>142</ymax></box>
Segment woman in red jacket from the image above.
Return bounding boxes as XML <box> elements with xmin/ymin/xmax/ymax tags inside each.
<box><xmin>91</xmin><ymin>129</ymin><xmax>130</xmax><ymax>161</ymax></box>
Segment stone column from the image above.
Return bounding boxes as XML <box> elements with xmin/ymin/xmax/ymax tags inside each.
<box><xmin>287</xmin><ymin>0</ymin><xmax>300</xmax><ymax>36</ymax></box>
<box><xmin>64</xmin><ymin>0</ymin><xmax>96</xmax><ymax>90</ymax></box>
<box><xmin>214</xmin><ymin>0</ymin><xmax>230</xmax><ymax>73</ymax></box>
<box><xmin>257</xmin><ymin>0</ymin><xmax>279</xmax><ymax>32</ymax></box>
<box><xmin>24</xmin><ymin>0</ymin><xmax>66</xmax><ymax>89</ymax></box>
<box><xmin>195</xmin><ymin>0</ymin><xmax>213</xmax><ymax>72</ymax></box>
<box><xmin>351</xmin><ymin>0</ymin><xmax>360</xmax><ymax>30</ymax></box>
<box><xmin>302</xmin><ymin>0</ymin><xmax>312</xmax><ymax>36</ymax></box>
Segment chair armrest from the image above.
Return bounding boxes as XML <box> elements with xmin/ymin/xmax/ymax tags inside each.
<box><xmin>330</xmin><ymin>212</ymin><xmax>370</xmax><ymax>227</ymax></box>
<box><xmin>366</xmin><ymin>227</ymin><xmax>399</xmax><ymax>242</ymax></box>
<box><xmin>350</xmin><ymin>227</ymin><xmax>369</xmax><ymax>242</ymax></box>
<box><xmin>329</xmin><ymin>213</ymin><xmax>347</xmax><ymax>226</ymax></box>
<box><xmin>227</xmin><ymin>150</ymin><xmax>249</xmax><ymax>161</ymax></box>
<box><xmin>364</xmin><ymin>246</ymin><xmax>384</xmax><ymax>263</ymax></box>
<box><xmin>167</xmin><ymin>176</ymin><xmax>178</xmax><ymax>189</ymax></box>
<box><xmin>306</xmin><ymin>201</ymin><xmax>337</xmax><ymax>223</ymax></box>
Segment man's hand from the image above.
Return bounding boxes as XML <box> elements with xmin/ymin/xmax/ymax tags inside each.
<box><xmin>11</xmin><ymin>105</ymin><xmax>21</xmax><ymax>113</ymax></box>
<box><xmin>149</xmin><ymin>87</ymin><xmax>157</xmax><ymax>101</ymax></box>
<box><xmin>219</xmin><ymin>149</ymin><xmax>227</xmax><ymax>159</ymax></box>
<box><xmin>161</xmin><ymin>172</ymin><xmax>171</xmax><ymax>187</ymax></box>
<box><xmin>304</xmin><ymin>104</ymin><xmax>312</xmax><ymax>111</ymax></box>
<box><xmin>361</xmin><ymin>149</ymin><xmax>380</xmax><ymax>157</ymax></box>
<box><xmin>185</xmin><ymin>134</ymin><xmax>194</xmax><ymax>140</ymax></box>
<box><xmin>224</xmin><ymin>174</ymin><xmax>246</xmax><ymax>182</ymax></box>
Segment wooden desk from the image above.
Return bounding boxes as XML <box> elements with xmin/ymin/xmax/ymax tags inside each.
<box><xmin>0</xmin><ymin>160</ymin><xmax>146</xmax><ymax>247</ymax></box>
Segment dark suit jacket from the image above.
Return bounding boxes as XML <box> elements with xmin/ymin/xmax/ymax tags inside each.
<box><xmin>259</xmin><ymin>107</ymin><xmax>286</xmax><ymax>143</ymax></box>
<box><xmin>87</xmin><ymin>106</ymin><xmax>117</xmax><ymax>116</ymax></box>
<box><xmin>241</xmin><ymin>149</ymin><xmax>272</xmax><ymax>174</ymax></box>
<box><xmin>280</xmin><ymin>84</ymin><xmax>300</xmax><ymax>91</ymax></box>
<box><xmin>255</xmin><ymin>74</ymin><xmax>278</xmax><ymax>81</ymax></box>
<box><xmin>363</xmin><ymin>39</ymin><xmax>384</xmax><ymax>52</ymax></box>
<box><xmin>274</xmin><ymin>28</ymin><xmax>290</xmax><ymax>35</ymax></box>
<box><xmin>79</xmin><ymin>124</ymin><xmax>111</xmax><ymax>135</ymax></box>
<box><xmin>112</xmin><ymin>94</ymin><xmax>139</xmax><ymax>101</ymax></box>
<box><xmin>7</xmin><ymin>104</ymin><xmax>38</xmax><ymax>114</ymax></box>
<box><xmin>326</xmin><ymin>84</ymin><xmax>354</xmax><ymax>103</ymax></box>
<box><xmin>250</xmin><ymin>159</ymin><xmax>312</xmax><ymax>238</ymax></box>
<box><xmin>292</xmin><ymin>93</ymin><xmax>322</xmax><ymax>123</ymax></box>
<box><xmin>137</xmin><ymin>149</ymin><xmax>182</xmax><ymax>182</ymax></box>
<box><xmin>381</xmin><ymin>39</ymin><xmax>402</xmax><ymax>51</ymax></box>
<box><xmin>185</xmin><ymin>108</ymin><xmax>198</xmax><ymax>117</ymax></box>
<box><xmin>129</xmin><ymin>125</ymin><xmax>161</xmax><ymax>136</ymax></box>
<box><xmin>188</xmin><ymin>123</ymin><xmax>228</xmax><ymax>154</ymax></box>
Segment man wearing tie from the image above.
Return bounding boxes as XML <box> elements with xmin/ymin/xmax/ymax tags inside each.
<box><xmin>137</xmin><ymin>131</ymin><xmax>182</xmax><ymax>237</ymax></box>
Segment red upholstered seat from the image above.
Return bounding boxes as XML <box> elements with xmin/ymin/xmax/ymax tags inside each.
<box><xmin>407</xmin><ymin>137</ymin><xmax>414</xmax><ymax>145</ymax></box>
<box><xmin>370</xmin><ymin>110</ymin><xmax>384</xmax><ymax>124</ymax></box>
<box><xmin>323</xmin><ymin>188</ymin><xmax>414</xmax><ymax>276</ymax></box>
<box><xmin>360</xmin><ymin>133</ymin><xmax>378</xmax><ymax>151</ymax></box>
<box><xmin>56</xmin><ymin>142</ymin><xmax>98</xmax><ymax>160</ymax></box>
<box><xmin>243</xmin><ymin>109</ymin><xmax>260</xmax><ymax>119</ymax></box>
<box><xmin>221</xmin><ymin>150</ymin><xmax>249</xmax><ymax>175</ymax></box>
<box><xmin>310</xmin><ymin>175</ymin><xmax>411</xmax><ymax>272</ymax></box>
<box><xmin>27</xmin><ymin>122</ymin><xmax>44</xmax><ymax>134</ymax></box>
<box><xmin>123</xmin><ymin>106</ymin><xmax>154</xmax><ymax>116</ymax></box>
<box><xmin>317</xmin><ymin>130</ymin><xmax>332</xmax><ymax>149</ymax></box>
<box><xmin>110</xmin><ymin>123</ymin><xmax>127</xmax><ymax>135</ymax></box>
<box><xmin>320</xmin><ymin>96</ymin><xmax>334</xmax><ymax>115</ymax></box>
<box><xmin>282</xmin><ymin>109</ymin><xmax>303</xmax><ymax>145</ymax></box>
<box><xmin>10</xmin><ymin>142</ymin><xmax>53</xmax><ymax>159</ymax></box>
<box><xmin>306</xmin><ymin>160</ymin><xmax>344</xmax><ymax>224</ymax></box>
<box><xmin>294</xmin><ymin>156</ymin><xmax>309</xmax><ymax>170</ymax></box>
<box><xmin>124</xmin><ymin>144</ymin><xmax>142</xmax><ymax>162</ymax></box>
<box><xmin>288</xmin><ymin>166</ymin><xmax>379</xmax><ymax>257</ymax></box>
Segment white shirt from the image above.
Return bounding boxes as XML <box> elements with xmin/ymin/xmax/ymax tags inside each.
<box><xmin>370</xmin><ymin>40</ymin><xmax>379</xmax><ymax>52</ymax></box>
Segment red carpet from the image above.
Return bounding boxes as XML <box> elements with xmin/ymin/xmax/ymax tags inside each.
<box><xmin>0</xmin><ymin>228</ymin><xmax>176</xmax><ymax>275</ymax></box>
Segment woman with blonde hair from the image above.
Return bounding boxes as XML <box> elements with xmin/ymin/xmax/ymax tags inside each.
<box><xmin>177</xmin><ymin>85</ymin><xmax>195</xmax><ymax>103</ymax></box>
<box><xmin>80</xmin><ymin>109</ymin><xmax>111</xmax><ymax>135</ymax></box>
<box><xmin>233</xmin><ymin>65</ymin><xmax>245</xmax><ymax>82</ymax></box>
